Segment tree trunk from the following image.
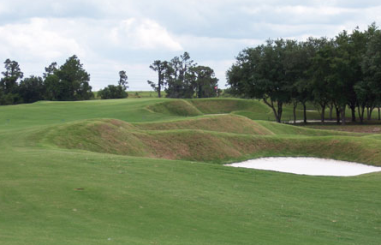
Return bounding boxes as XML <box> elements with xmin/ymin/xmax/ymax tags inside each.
<box><xmin>293</xmin><ymin>102</ymin><xmax>297</xmax><ymax>124</ymax></box>
<box><xmin>320</xmin><ymin>103</ymin><xmax>326</xmax><ymax>123</ymax></box>
<box><xmin>277</xmin><ymin>102</ymin><xmax>283</xmax><ymax>123</ymax></box>
<box><xmin>341</xmin><ymin>105</ymin><xmax>346</xmax><ymax>125</ymax></box>
<box><xmin>263</xmin><ymin>98</ymin><xmax>282</xmax><ymax>123</ymax></box>
<box><xmin>350</xmin><ymin>105</ymin><xmax>356</xmax><ymax>122</ymax></box>
<box><xmin>329</xmin><ymin>104</ymin><xmax>333</xmax><ymax>120</ymax></box>
<box><xmin>303</xmin><ymin>102</ymin><xmax>307</xmax><ymax>124</ymax></box>
<box><xmin>368</xmin><ymin>107</ymin><xmax>375</xmax><ymax>121</ymax></box>
<box><xmin>357</xmin><ymin>105</ymin><xmax>365</xmax><ymax>124</ymax></box>
<box><xmin>336</xmin><ymin>107</ymin><xmax>341</xmax><ymax>125</ymax></box>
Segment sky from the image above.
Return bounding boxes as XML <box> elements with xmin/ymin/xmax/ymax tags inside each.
<box><xmin>0</xmin><ymin>0</ymin><xmax>380</xmax><ymax>91</ymax></box>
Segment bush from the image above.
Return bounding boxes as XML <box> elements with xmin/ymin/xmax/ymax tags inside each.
<box><xmin>98</xmin><ymin>85</ymin><xmax>128</xmax><ymax>99</ymax></box>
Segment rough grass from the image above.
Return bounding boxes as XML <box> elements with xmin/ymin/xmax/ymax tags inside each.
<box><xmin>135</xmin><ymin>115</ymin><xmax>273</xmax><ymax>135</ymax></box>
<box><xmin>41</xmin><ymin>118</ymin><xmax>381</xmax><ymax>165</ymax></box>
<box><xmin>190</xmin><ymin>98</ymin><xmax>269</xmax><ymax>114</ymax></box>
<box><xmin>147</xmin><ymin>100</ymin><xmax>202</xmax><ymax>116</ymax></box>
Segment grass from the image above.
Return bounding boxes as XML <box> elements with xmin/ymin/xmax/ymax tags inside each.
<box><xmin>1</xmin><ymin>97</ymin><xmax>381</xmax><ymax>245</ymax></box>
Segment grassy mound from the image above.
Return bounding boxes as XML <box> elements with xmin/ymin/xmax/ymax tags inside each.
<box><xmin>135</xmin><ymin>115</ymin><xmax>273</xmax><ymax>135</ymax></box>
<box><xmin>42</xmin><ymin>118</ymin><xmax>381</xmax><ymax>165</ymax></box>
<box><xmin>147</xmin><ymin>100</ymin><xmax>202</xmax><ymax>117</ymax></box>
<box><xmin>190</xmin><ymin>98</ymin><xmax>269</xmax><ymax>114</ymax></box>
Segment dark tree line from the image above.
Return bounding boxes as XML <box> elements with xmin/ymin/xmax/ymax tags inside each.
<box><xmin>0</xmin><ymin>55</ymin><xmax>94</xmax><ymax>105</ymax></box>
<box><xmin>227</xmin><ymin>23</ymin><xmax>381</xmax><ymax>124</ymax></box>
<box><xmin>148</xmin><ymin>52</ymin><xmax>219</xmax><ymax>98</ymax></box>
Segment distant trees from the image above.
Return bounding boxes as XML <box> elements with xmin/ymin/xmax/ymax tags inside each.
<box><xmin>147</xmin><ymin>52</ymin><xmax>219</xmax><ymax>98</ymax></box>
<box><xmin>98</xmin><ymin>70</ymin><xmax>128</xmax><ymax>99</ymax></box>
<box><xmin>227</xmin><ymin>23</ymin><xmax>381</xmax><ymax>124</ymax></box>
<box><xmin>0</xmin><ymin>55</ymin><xmax>94</xmax><ymax>105</ymax></box>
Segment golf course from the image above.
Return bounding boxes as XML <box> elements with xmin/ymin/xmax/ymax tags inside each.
<box><xmin>1</xmin><ymin>97</ymin><xmax>381</xmax><ymax>245</ymax></box>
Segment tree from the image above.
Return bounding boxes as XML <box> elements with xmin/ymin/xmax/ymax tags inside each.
<box><xmin>227</xmin><ymin>39</ymin><xmax>293</xmax><ymax>123</ymax></box>
<box><xmin>98</xmin><ymin>70</ymin><xmax>128</xmax><ymax>99</ymax></box>
<box><xmin>19</xmin><ymin>76</ymin><xmax>45</xmax><ymax>103</ymax></box>
<box><xmin>98</xmin><ymin>85</ymin><xmax>128</xmax><ymax>99</ymax></box>
<box><xmin>362</xmin><ymin>26</ymin><xmax>381</xmax><ymax>122</ymax></box>
<box><xmin>166</xmin><ymin>52</ymin><xmax>196</xmax><ymax>98</ymax></box>
<box><xmin>1</xmin><ymin>59</ymin><xmax>23</xmax><ymax>93</ymax></box>
<box><xmin>43</xmin><ymin>62</ymin><xmax>58</xmax><ymax>78</ymax></box>
<box><xmin>0</xmin><ymin>59</ymin><xmax>24</xmax><ymax>105</ymax></box>
<box><xmin>147</xmin><ymin>60</ymin><xmax>169</xmax><ymax>98</ymax></box>
<box><xmin>190</xmin><ymin>66</ymin><xmax>219</xmax><ymax>98</ymax></box>
<box><xmin>118</xmin><ymin>70</ymin><xmax>128</xmax><ymax>90</ymax></box>
<box><xmin>309</xmin><ymin>38</ymin><xmax>336</xmax><ymax>123</ymax></box>
<box><xmin>44</xmin><ymin>55</ymin><xmax>94</xmax><ymax>101</ymax></box>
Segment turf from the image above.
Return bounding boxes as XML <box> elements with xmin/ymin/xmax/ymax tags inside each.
<box><xmin>1</xmin><ymin>98</ymin><xmax>381</xmax><ymax>245</ymax></box>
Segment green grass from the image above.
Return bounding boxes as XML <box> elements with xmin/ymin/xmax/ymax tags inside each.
<box><xmin>1</xmin><ymin>98</ymin><xmax>381</xmax><ymax>245</ymax></box>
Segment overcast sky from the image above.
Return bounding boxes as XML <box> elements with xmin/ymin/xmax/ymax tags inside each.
<box><xmin>1</xmin><ymin>0</ymin><xmax>380</xmax><ymax>91</ymax></box>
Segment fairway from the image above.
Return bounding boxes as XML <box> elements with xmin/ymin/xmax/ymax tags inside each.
<box><xmin>1</xmin><ymin>98</ymin><xmax>381</xmax><ymax>245</ymax></box>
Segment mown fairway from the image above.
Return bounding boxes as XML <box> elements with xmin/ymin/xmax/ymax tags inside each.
<box><xmin>1</xmin><ymin>98</ymin><xmax>381</xmax><ymax>245</ymax></box>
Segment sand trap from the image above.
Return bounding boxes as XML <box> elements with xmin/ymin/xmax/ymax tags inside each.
<box><xmin>227</xmin><ymin>157</ymin><xmax>381</xmax><ymax>176</ymax></box>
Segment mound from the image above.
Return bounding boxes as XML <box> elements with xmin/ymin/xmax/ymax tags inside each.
<box><xmin>190</xmin><ymin>98</ymin><xmax>269</xmax><ymax>114</ymax></box>
<box><xmin>147</xmin><ymin>100</ymin><xmax>202</xmax><ymax>117</ymax></box>
<box><xmin>42</xmin><ymin>118</ymin><xmax>381</xmax><ymax>165</ymax></box>
<box><xmin>135</xmin><ymin>115</ymin><xmax>273</xmax><ymax>135</ymax></box>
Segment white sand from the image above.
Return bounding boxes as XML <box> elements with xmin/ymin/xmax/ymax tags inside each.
<box><xmin>226</xmin><ymin>157</ymin><xmax>381</xmax><ymax>176</ymax></box>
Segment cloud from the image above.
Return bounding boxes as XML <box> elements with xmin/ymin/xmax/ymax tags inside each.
<box><xmin>110</xmin><ymin>18</ymin><xmax>183</xmax><ymax>51</ymax></box>
<box><xmin>0</xmin><ymin>0</ymin><xmax>381</xmax><ymax>91</ymax></box>
<box><xmin>0</xmin><ymin>18</ymin><xmax>84</xmax><ymax>61</ymax></box>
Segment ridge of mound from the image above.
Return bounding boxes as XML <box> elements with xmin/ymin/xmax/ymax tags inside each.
<box><xmin>190</xmin><ymin>98</ymin><xmax>270</xmax><ymax>114</ymax></box>
<box><xmin>42</xmin><ymin>118</ymin><xmax>381</xmax><ymax>165</ymax></box>
<box><xmin>147</xmin><ymin>100</ymin><xmax>202</xmax><ymax>117</ymax></box>
<box><xmin>135</xmin><ymin>115</ymin><xmax>273</xmax><ymax>135</ymax></box>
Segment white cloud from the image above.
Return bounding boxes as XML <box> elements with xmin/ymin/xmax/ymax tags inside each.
<box><xmin>110</xmin><ymin>18</ymin><xmax>183</xmax><ymax>51</ymax></box>
<box><xmin>0</xmin><ymin>1</ymin><xmax>380</xmax><ymax>91</ymax></box>
<box><xmin>0</xmin><ymin>18</ymin><xmax>84</xmax><ymax>61</ymax></box>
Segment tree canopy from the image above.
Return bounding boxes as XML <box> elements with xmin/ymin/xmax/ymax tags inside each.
<box><xmin>227</xmin><ymin>23</ymin><xmax>381</xmax><ymax>124</ymax></box>
<box><xmin>148</xmin><ymin>52</ymin><xmax>219</xmax><ymax>98</ymax></box>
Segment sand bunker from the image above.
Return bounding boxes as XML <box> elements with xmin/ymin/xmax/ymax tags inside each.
<box><xmin>227</xmin><ymin>157</ymin><xmax>381</xmax><ymax>176</ymax></box>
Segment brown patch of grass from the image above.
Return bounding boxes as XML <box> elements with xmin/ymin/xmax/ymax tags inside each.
<box><xmin>190</xmin><ymin>99</ymin><xmax>269</xmax><ymax>114</ymax></box>
<box><xmin>147</xmin><ymin>100</ymin><xmax>202</xmax><ymax>117</ymax></box>
<box><xmin>45</xmin><ymin>119</ymin><xmax>381</xmax><ymax>165</ymax></box>
<box><xmin>136</xmin><ymin>115</ymin><xmax>273</xmax><ymax>135</ymax></box>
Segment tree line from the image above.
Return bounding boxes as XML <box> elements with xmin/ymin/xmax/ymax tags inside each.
<box><xmin>227</xmin><ymin>23</ymin><xmax>381</xmax><ymax>124</ymax></box>
<box><xmin>0</xmin><ymin>55</ymin><xmax>94</xmax><ymax>105</ymax></box>
<box><xmin>147</xmin><ymin>52</ymin><xmax>219</xmax><ymax>98</ymax></box>
<box><xmin>0</xmin><ymin>55</ymin><xmax>130</xmax><ymax>105</ymax></box>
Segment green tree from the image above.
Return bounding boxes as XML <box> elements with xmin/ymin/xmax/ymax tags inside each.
<box><xmin>191</xmin><ymin>65</ymin><xmax>218</xmax><ymax>98</ymax></box>
<box><xmin>147</xmin><ymin>60</ymin><xmax>169</xmax><ymax>98</ymax></box>
<box><xmin>361</xmin><ymin>26</ymin><xmax>381</xmax><ymax>121</ymax></box>
<box><xmin>227</xmin><ymin>39</ymin><xmax>293</xmax><ymax>123</ymax></box>
<box><xmin>98</xmin><ymin>85</ymin><xmax>128</xmax><ymax>99</ymax></box>
<box><xmin>166</xmin><ymin>52</ymin><xmax>196</xmax><ymax>98</ymax></box>
<box><xmin>44</xmin><ymin>55</ymin><xmax>94</xmax><ymax>101</ymax></box>
<box><xmin>98</xmin><ymin>70</ymin><xmax>128</xmax><ymax>99</ymax></box>
<box><xmin>19</xmin><ymin>76</ymin><xmax>45</xmax><ymax>103</ymax></box>
<box><xmin>0</xmin><ymin>59</ymin><xmax>24</xmax><ymax>105</ymax></box>
<box><xmin>118</xmin><ymin>70</ymin><xmax>128</xmax><ymax>90</ymax></box>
